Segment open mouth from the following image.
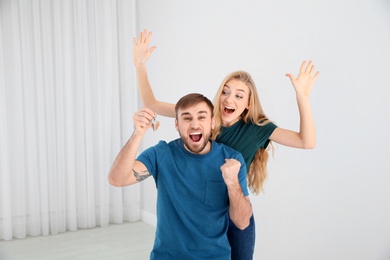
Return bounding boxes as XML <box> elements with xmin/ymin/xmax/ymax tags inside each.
<box><xmin>224</xmin><ymin>106</ymin><xmax>235</xmax><ymax>115</ymax></box>
<box><xmin>189</xmin><ymin>132</ymin><xmax>202</xmax><ymax>142</ymax></box>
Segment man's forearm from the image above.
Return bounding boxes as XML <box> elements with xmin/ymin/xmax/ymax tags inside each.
<box><xmin>227</xmin><ymin>183</ymin><xmax>253</xmax><ymax>230</ymax></box>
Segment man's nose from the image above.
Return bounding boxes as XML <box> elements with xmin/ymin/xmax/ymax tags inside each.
<box><xmin>190</xmin><ymin>120</ymin><xmax>199</xmax><ymax>128</ymax></box>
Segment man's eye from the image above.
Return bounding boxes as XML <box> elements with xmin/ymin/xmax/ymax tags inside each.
<box><xmin>183</xmin><ymin>117</ymin><xmax>191</xmax><ymax>121</ymax></box>
<box><xmin>199</xmin><ymin>116</ymin><xmax>206</xmax><ymax>120</ymax></box>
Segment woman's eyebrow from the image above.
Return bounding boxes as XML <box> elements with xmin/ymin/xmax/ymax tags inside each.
<box><xmin>224</xmin><ymin>85</ymin><xmax>246</xmax><ymax>93</ymax></box>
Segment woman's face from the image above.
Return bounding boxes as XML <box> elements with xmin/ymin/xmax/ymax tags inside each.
<box><xmin>219</xmin><ymin>79</ymin><xmax>250</xmax><ymax>127</ymax></box>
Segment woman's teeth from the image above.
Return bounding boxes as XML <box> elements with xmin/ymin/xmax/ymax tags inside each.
<box><xmin>224</xmin><ymin>106</ymin><xmax>235</xmax><ymax>114</ymax></box>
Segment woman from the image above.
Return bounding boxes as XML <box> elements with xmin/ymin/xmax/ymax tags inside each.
<box><xmin>133</xmin><ymin>29</ymin><xmax>320</xmax><ymax>260</ymax></box>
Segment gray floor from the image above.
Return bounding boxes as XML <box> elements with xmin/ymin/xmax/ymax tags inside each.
<box><xmin>0</xmin><ymin>221</ymin><xmax>156</xmax><ymax>260</ymax></box>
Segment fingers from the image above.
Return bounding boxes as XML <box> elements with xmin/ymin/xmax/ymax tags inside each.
<box><xmin>306</xmin><ymin>61</ymin><xmax>316</xmax><ymax>76</ymax></box>
<box><xmin>145</xmin><ymin>30</ymin><xmax>153</xmax><ymax>44</ymax></box>
<box><xmin>139</xmin><ymin>29</ymin><xmax>145</xmax><ymax>44</ymax></box>
<box><xmin>220</xmin><ymin>159</ymin><xmax>241</xmax><ymax>185</ymax></box>
<box><xmin>285</xmin><ymin>73</ymin><xmax>295</xmax><ymax>82</ymax></box>
<box><xmin>300</xmin><ymin>60</ymin><xmax>313</xmax><ymax>75</ymax></box>
<box><xmin>135</xmin><ymin>29</ymin><xmax>152</xmax><ymax>44</ymax></box>
<box><xmin>299</xmin><ymin>60</ymin><xmax>307</xmax><ymax>73</ymax></box>
<box><xmin>220</xmin><ymin>158</ymin><xmax>240</xmax><ymax>170</ymax></box>
<box><xmin>299</xmin><ymin>60</ymin><xmax>312</xmax><ymax>74</ymax></box>
<box><xmin>133</xmin><ymin>29</ymin><xmax>157</xmax><ymax>55</ymax></box>
<box><xmin>133</xmin><ymin>108</ymin><xmax>157</xmax><ymax>129</ymax></box>
<box><xmin>304</xmin><ymin>61</ymin><xmax>312</xmax><ymax>73</ymax></box>
<box><xmin>133</xmin><ymin>29</ymin><xmax>149</xmax><ymax>45</ymax></box>
<box><xmin>149</xmin><ymin>45</ymin><xmax>157</xmax><ymax>55</ymax></box>
<box><xmin>313</xmin><ymin>70</ymin><xmax>320</xmax><ymax>80</ymax></box>
<box><xmin>299</xmin><ymin>60</ymin><xmax>320</xmax><ymax>78</ymax></box>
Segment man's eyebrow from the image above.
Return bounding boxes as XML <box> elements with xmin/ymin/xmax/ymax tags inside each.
<box><xmin>180</xmin><ymin>112</ymin><xmax>191</xmax><ymax>117</ymax></box>
<box><xmin>197</xmin><ymin>111</ymin><xmax>209</xmax><ymax>115</ymax></box>
<box><xmin>180</xmin><ymin>110</ymin><xmax>209</xmax><ymax>117</ymax></box>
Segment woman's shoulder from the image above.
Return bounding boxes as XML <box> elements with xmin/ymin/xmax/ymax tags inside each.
<box><xmin>246</xmin><ymin>119</ymin><xmax>277</xmax><ymax>129</ymax></box>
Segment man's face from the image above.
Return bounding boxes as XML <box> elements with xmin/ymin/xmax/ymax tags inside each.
<box><xmin>175</xmin><ymin>102</ymin><xmax>215</xmax><ymax>154</ymax></box>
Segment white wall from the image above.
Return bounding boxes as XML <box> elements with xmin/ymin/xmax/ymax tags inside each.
<box><xmin>135</xmin><ymin>0</ymin><xmax>390</xmax><ymax>259</ymax></box>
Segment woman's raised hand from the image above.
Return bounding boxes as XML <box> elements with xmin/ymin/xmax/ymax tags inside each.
<box><xmin>133</xmin><ymin>29</ymin><xmax>157</xmax><ymax>67</ymax></box>
<box><xmin>286</xmin><ymin>60</ymin><xmax>320</xmax><ymax>97</ymax></box>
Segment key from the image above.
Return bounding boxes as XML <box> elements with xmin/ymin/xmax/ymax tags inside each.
<box><xmin>151</xmin><ymin>118</ymin><xmax>157</xmax><ymax>131</ymax></box>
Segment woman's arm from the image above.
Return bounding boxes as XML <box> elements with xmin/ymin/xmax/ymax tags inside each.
<box><xmin>270</xmin><ymin>60</ymin><xmax>320</xmax><ymax>149</ymax></box>
<box><xmin>133</xmin><ymin>30</ymin><xmax>176</xmax><ymax>118</ymax></box>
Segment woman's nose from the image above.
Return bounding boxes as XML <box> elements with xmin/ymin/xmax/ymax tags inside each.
<box><xmin>225</xmin><ymin>93</ymin><xmax>232</xmax><ymax>102</ymax></box>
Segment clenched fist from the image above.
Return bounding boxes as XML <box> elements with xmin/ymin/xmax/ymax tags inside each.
<box><xmin>220</xmin><ymin>158</ymin><xmax>241</xmax><ymax>187</ymax></box>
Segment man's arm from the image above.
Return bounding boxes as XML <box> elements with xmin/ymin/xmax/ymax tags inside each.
<box><xmin>108</xmin><ymin>108</ymin><xmax>156</xmax><ymax>186</ymax></box>
<box><xmin>221</xmin><ymin>159</ymin><xmax>253</xmax><ymax>230</ymax></box>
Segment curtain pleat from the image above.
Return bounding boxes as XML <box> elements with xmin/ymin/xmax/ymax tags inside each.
<box><xmin>0</xmin><ymin>0</ymin><xmax>139</xmax><ymax>241</ymax></box>
<box><xmin>0</xmin><ymin>5</ymin><xmax>13</xmax><ymax>241</ymax></box>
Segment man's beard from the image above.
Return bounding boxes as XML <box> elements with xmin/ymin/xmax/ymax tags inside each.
<box><xmin>179</xmin><ymin>131</ymin><xmax>211</xmax><ymax>154</ymax></box>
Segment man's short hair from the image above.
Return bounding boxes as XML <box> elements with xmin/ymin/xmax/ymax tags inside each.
<box><xmin>175</xmin><ymin>93</ymin><xmax>214</xmax><ymax>119</ymax></box>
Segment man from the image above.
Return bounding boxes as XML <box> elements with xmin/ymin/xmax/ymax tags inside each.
<box><xmin>108</xmin><ymin>93</ymin><xmax>252</xmax><ymax>259</ymax></box>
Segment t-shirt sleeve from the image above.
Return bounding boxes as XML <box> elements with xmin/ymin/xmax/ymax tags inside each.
<box><xmin>136</xmin><ymin>141</ymin><xmax>168</xmax><ymax>180</ymax></box>
<box><xmin>136</xmin><ymin>147</ymin><xmax>158</xmax><ymax>178</ymax></box>
<box><xmin>236</xmin><ymin>153</ymin><xmax>249</xmax><ymax>196</ymax></box>
<box><xmin>259</xmin><ymin>122</ymin><xmax>278</xmax><ymax>149</ymax></box>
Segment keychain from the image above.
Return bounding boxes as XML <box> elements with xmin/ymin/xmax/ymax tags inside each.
<box><xmin>151</xmin><ymin>117</ymin><xmax>160</xmax><ymax>131</ymax></box>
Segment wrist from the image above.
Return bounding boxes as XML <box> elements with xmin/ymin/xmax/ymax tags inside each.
<box><xmin>296</xmin><ymin>92</ymin><xmax>310</xmax><ymax>101</ymax></box>
<box><xmin>226</xmin><ymin>180</ymin><xmax>242</xmax><ymax>192</ymax></box>
<box><xmin>134</xmin><ymin>62</ymin><xmax>147</xmax><ymax>69</ymax></box>
<box><xmin>131</xmin><ymin>129</ymin><xmax>146</xmax><ymax>139</ymax></box>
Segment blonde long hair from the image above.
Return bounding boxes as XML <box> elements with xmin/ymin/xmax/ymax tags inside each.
<box><xmin>212</xmin><ymin>71</ymin><xmax>273</xmax><ymax>195</ymax></box>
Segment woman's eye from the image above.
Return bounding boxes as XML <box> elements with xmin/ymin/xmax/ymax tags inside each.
<box><xmin>236</xmin><ymin>95</ymin><xmax>243</xmax><ymax>99</ymax></box>
<box><xmin>222</xmin><ymin>91</ymin><xmax>229</xmax><ymax>95</ymax></box>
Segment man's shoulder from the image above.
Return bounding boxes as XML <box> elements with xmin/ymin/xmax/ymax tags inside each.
<box><xmin>142</xmin><ymin>140</ymin><xmax>170</xmax><ymax>154</ymax></box>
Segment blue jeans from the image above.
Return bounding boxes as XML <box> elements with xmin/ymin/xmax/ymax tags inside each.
<box><xmin>228</xmin><ymin>214</ymin><xmax>255</xmax><ymax>260</ymax></box>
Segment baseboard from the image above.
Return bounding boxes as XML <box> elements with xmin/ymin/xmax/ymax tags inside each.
<box><xmin>140</xmin><ymin>210</ymin><xmax>157</xmax><ymax>227</ymax></box>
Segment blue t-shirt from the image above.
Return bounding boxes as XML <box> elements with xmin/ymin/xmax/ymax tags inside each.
<box><xmin>216</xmin><ymin>120</ymin><xmax>277</xmax><ymax>172</ymax></box>
<box><xmin>137</xmin><ymin>138</ymin><xmax>248</xmax><ymax>260</ymax></box>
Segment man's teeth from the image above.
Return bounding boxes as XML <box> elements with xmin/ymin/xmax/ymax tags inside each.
<box><xmin>190</xmin><ymin>132</ymin><xmax>202</xmax><ymax>142</ymax></box>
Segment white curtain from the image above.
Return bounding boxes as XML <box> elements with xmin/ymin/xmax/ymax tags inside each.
<box><xmin>0</xmin><ymin>0</ymin><xmax>139</xmax><ymax>241</ymax></box>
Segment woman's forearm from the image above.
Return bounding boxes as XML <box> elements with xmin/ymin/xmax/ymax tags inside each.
<box><xmin>296</xmin><ymin>93</ymin><xmax>316</xmax><ymax>149</ymax></box>
<box><xmin>135</xmin><ymin>64</ymin><xmax>176</xmax><ymax>118</ymax></box>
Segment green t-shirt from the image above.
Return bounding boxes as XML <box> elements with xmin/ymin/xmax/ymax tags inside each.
<box><xmin>216</xmin><ymin>120</ymin><xmax>277</xmax><ymax>172</ymax></box>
